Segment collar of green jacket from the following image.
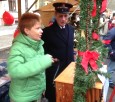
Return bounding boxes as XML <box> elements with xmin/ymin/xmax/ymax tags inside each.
<box><xmin>13</xmin><ymin>33</ymin><xmax>44</xmax><ymax>50</ymax></box>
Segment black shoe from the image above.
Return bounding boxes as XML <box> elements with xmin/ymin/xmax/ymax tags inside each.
<box><xmin>109</xmin><ymin>83</ymin><xmax>115</xmax><ymax>89</ymax></box>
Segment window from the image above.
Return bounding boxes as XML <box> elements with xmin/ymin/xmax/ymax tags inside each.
<box><xmin>8</xmin><ymin>0</ymin><xmax>16</xmax><ymax>12</ymax></box>
<box><xmin>25</xmin><ymin>0</ymin><xmax>28</xmax><ymax>11</ymax></box>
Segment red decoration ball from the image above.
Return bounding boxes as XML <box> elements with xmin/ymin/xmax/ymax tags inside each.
<box><xmin>2</xmin><ymin>11</ymin><xmax>14</xmax><ymax>25</ymax></box>
<box><xmin>92</xmin><ymin>32</ymin><xmax>99</xmax><ymax>40</ymax></box>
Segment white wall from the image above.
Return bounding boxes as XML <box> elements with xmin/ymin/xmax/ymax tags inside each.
<box><xmin>0</xmin><ymin>1</ymin><xmax>9</xmax><ymax>25</ymax></box>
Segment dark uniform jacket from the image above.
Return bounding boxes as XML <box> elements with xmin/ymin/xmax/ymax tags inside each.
<box><xmin>42</xmin><ymin>21</ymin><xmax>74</xmax><ymax>102</ymax></box>
<box><xmin>42</xmin><ymin>21</ymin><xmax>74</xmax><ymax>74</ymax></box>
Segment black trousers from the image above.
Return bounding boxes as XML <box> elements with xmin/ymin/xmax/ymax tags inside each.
<box><xmin>45</xmin><ymin>64</ymin><xmax>59</xmax><ymax>102</ymax></box>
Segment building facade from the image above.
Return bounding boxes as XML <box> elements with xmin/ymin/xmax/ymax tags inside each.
<box><xmin>0</xmin><ymin>0</ymin><xmax>55</xmax><ymax>25</ymax></box>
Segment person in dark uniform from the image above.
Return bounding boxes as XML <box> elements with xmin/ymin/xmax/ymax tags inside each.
<box><xmin>42</xmin><ymin>2</ymin><xmax>74</xmax><ymax>102</ymax></box>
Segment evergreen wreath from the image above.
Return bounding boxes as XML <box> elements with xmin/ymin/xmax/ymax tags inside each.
<box><xmin>73</xmin><ymin>0</ymin><xmax>108</xmax><ymax>101</ymax></box>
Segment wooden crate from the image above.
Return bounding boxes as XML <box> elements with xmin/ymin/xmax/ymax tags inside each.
<box><xmin>54</xmin><ymin>62</ymin><xmax>103</xmax><ymax>102</ymax></box>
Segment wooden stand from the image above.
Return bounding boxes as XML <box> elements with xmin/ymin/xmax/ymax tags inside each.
<box><xmin>54</xmin><ymin>62</ymin><xmax>103</xmax><ymax>102</ymax></box>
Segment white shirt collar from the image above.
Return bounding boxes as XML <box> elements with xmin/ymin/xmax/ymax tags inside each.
<box><xmin>59</xmin><ymin>26</ymin><xmax>65</xmax><ymax>29</ymax></box>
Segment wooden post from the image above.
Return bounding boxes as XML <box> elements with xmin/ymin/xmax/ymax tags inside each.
<box><xmin>18</xmin><ymin>0</ymin><xmax>21</xmax><ymax>21</ymax></box>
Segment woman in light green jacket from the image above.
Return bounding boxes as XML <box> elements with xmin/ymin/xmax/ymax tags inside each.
<box><xmin>7</xmin><ymin>13</ymin><xmax>54</xmax><ymax>102</ymax></box>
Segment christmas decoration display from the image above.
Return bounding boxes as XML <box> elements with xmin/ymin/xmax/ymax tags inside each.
<box><xmin>73</xmin><ymin>0</ymin><xmax>108</xmax><ymax>101</ymax></box>
<box><xmin>2</xmin><ymin>11</ymin><xmax>14</xmax><ymax>25</ymax></box>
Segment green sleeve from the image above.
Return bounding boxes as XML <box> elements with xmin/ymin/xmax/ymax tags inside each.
<box><xmin>7</xmin><ymin>49</ymin><xmax>52</xmax><ymax>79</ymax></box>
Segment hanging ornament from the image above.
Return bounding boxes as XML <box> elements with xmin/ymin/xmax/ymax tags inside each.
<box><xmin>2</xmin><ymin>11</ymin><xmax>14</xmax><ymax>25</ymax></box>
<box><xmin>92</xmin><ymin>32</ymin><xmax>99</xmax><ymax>40</ymax></box>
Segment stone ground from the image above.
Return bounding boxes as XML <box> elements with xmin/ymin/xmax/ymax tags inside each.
<box><xmin>0</xmin><ymin>24</ymin><xmax>15</xmax><ymax>61</ymax></box>
<box><xmin>0</xmin><ymin>34</ymin><xmax>13</xmax><ymax>51</ymax></box>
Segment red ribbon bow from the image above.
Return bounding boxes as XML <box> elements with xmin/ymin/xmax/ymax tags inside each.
<box><xmin>91</xmin><ymin>0</ymin><xmax>107</xmax><ymax>17</ymax></box>
<box><xmin>100</xmin><ymin>0</ymin><xmax>107</xmax><ymax>13</ymax></box>
<box><xmin>91</xmin><ymin>0</ymin><xmax>97</xmax><ymax>17</ymax></box>
<box><xmin>78</xmin><ymin>50</ymin><xmax>99</xmax><ymax>74</ymax></box>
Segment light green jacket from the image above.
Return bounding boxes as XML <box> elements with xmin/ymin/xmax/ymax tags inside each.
<box><xmin>7</xmin><ymin>33</ymin><xmax>52</xmax><ymax>102</ymax></box>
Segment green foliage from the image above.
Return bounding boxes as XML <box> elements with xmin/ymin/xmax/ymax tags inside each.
<box><xmin>73</xmin><ymin>0</ymin><xmax>108</xmax><ymax>102</ymax></box>
<box><xmin>73</xmin><ymin>57</ymin><xmax>97</xmax><ymax>102</ymax></box>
